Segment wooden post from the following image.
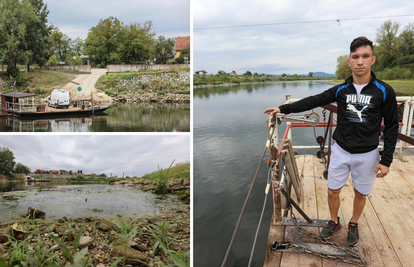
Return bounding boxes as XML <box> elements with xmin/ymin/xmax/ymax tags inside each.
<box><xmin>268</xmin><ymin>113</ymin><xmax>282</xmax><ymax>224</ymax></box>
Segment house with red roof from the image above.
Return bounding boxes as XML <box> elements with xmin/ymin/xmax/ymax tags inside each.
<box><xmin>173</xmin><ymin>37</ymin><xmax>190</xmax><ymax>60</ymax></box>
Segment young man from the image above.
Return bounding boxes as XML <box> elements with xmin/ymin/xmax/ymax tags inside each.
<box><xmin>264</xmin><ymin>36</ymin><xmax>398</xmax><ymax>246</ymax></box>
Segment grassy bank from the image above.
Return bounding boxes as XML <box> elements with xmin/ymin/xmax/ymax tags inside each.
<box><xmin>193</xmin><ymin>74</ymin><xmax>333</xmax><ymax>87</ymax></box>
<box><xmin>0</xmin><ymin>70</ymin><xmax>84</xmax><ymax>97</ymax></box>
<box><xmin>323</xmin><ymin>79</ymin><xmax>414</xmax><ymax>96</ymax></box>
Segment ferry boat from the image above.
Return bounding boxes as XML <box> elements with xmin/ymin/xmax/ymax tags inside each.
<box><xmin>222</xmin><ymin>95</ymin><xmax>414</xmax><ymax>267</ymax></box>
<box><xmin>1</xmin><ymin>92</ymin><xmax>109</xmax><ymax>118</ymax></box>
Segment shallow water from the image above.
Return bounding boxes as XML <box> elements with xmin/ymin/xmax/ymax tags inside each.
<box><xmin>0</xmin><ymin>103</ymin><xmax>190</xmax><ymax>132</ymax></box>
<box><xmin>0</xmin><ymin>181</ymin><xmax>180</xmax><ymax>222</ymax></box>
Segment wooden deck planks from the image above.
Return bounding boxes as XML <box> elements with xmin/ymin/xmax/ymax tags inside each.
<box><xmin>264</xmin><ymin>155</ymin><xmax>414</xmax><ymax>267</ymax></box>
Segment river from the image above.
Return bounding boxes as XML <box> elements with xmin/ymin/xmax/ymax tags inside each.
<box><xmin>0</xmin><ymin>180</ymin><xmax>180</xmax><ymax>223</ymax></box>
<box><xmin>0</xmin><ymin>103</ymin><xmax>190</xmax><ymax>132</ymax></box>
<box><xmin>193</xmin><ymin>81</ymin><xmax>336</xmax><ymax>267</ymax></box>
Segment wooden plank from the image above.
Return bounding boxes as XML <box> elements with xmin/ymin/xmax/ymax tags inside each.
<box><xmin>264</xmin><ymin>214</ymin><xmax>285</xmax><ymax>267</ymax></box>
<box><xmin>281</xmin><ymin>149</ymin><xmax>300</xmax><ymax>201</ymax></box>
<box><xmin>363</xmin><ymin>196</ymin><xmax>402</xmax><ymax>266</ymax></box>
<box><xmin>391</xmin><ymin>156</ymin><xmax>414</xmax><ymax>190</ymax></box>
<box><xmin>284</xmin><ymin>139</ymin><xmax>301</xmax><ymax>201</ymax></box>
<box><xmin>339</xmin><ymin>178</ymin><xmax>386</xmax><ymax>266</ymax></box>
<box><xmin>280</xmin><ymin>155</ymin><xmax>322</xmax><ymax>267</ymax></box>
<box><xmin>382</xmin><ymin>164</ymin><xmax>414</xmax><ymax>230</ymax></box>
<box><xmin>368</xmin><ymin>178</ymin><xmax>414</xmax><ymax>266</ymax></box>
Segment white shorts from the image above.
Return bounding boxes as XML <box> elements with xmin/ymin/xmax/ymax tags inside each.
<box><xmin>328</xmin><ymin>143</ymin><xmax>379</xmax><ymax>195</ymax></box>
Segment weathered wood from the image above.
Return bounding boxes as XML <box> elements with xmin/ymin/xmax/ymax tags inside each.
<box><xmin>281</xmin><ymin>149</ymin><xmax>300</xmax><ymax>202</ymax></box>
<box><xmin>284</xmin><ymin>139</ymin><xmax>301</xmax><ymax>198</ymax></box>
<box><xmin>263</xmin><ymin>214</ymin><xmax>285</xmax><ymax>267</ymax></box>
<box><xmin>264</xmin><ymin>155</ymin><xmax>414</xmax><ymax>267</ymax></box>
<box><xmin>340</xmin><ymin>178</ymin><xmax>386</xmax><ymax>266</ymax></box>
<box><xmin>368</xmin><ymin>178</ymin><xmax>414</xmax><ymax>266</ymax></box>
<box><xmin>280</xmin><ymin>155</ymin><xmax>322</xmax><ymax>267</ymax></box>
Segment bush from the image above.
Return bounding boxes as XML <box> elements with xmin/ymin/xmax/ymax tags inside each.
<box><xmin>16</xmin><ymin>71</ymin><xmax>29</xmax><ymax>86</ymax></box>
<box><xmin>157</xmin><ymin>91</ymin><xmax>165</xmax><ymax>95</ymax></box>
<box><xmin>7</xmin><ymin>65</ymin><xmax>20</xmax><ymax>79</ymax></box>
<box><xmin>173</xmin><ymin>90</ymin><xmax>190</xmax><ymax>94</ymax></box>
<box><xmin>46</xmin><ymin>56</ymin><xmax>58</xmax><ymax>66</ymax></box>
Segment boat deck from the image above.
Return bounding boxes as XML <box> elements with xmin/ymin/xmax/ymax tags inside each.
<box><xmin>264</xmin><ymin>154</ymin><xmax>414</xmax><ymax>267</ymax></box>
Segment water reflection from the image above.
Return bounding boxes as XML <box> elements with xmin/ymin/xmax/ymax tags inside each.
<box><xmin>0</xmin><ymin>103</ymin><xmax>190</xmax><ymax>132</ymax></box>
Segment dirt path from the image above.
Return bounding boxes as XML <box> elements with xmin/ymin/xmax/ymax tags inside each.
<box><xmin>60</xmin><ymin>69</ymin><xmax>112</xmax><ymax>103</ymax></box>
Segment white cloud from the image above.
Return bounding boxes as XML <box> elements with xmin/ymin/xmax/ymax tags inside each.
<box><xmin>0</xmin><ymin>135</ymin><xmax>190</xmax><ymax>177</ymax></box>
<box><xmin>194</xmin><ymin>0</ymin><xmax>414</xmax><ymax>74</ymax></box>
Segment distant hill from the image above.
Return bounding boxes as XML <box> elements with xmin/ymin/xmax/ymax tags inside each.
<box><xmin>267</xmin><ymin>72</ymin><xmax>336</xmax><ymax>77</ymax></box>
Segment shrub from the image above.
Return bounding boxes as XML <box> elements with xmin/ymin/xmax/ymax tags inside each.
<box><xmin>173</xmin><ymin>90</ymin><xmax>190</xmax><ymax>94</ymax></box>
<box><xmin>7</xmin><ymin>65</ymin><xmax>20</xmax><ymax>79</ymax></box>
<box><xmin>46</xmin><ymin>56</ymin><xmax>58</xmax><ymax>66</ymax></box>
<box><xmin>157</xmin><ymin>91</ymin><xmax>165</xmax><ymax>95</ymax></box>
<box><xmin>16</xmin><ymin>71</ymin><xmax>29</xmax><ymax>86</ymax></box>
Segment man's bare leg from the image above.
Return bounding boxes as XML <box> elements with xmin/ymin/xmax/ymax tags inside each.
<box><xmin>327</xmin><ymin>188</ymin><xmax>341</xmax><ymax>223</ymax></box>
<box><xmin>350</xmin><ymin>189</ymin><xmax>366</xmax><ymax>223</ymax></box>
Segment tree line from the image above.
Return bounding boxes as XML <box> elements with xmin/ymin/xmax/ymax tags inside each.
<box><xmin>0</xmin><ymin>0</ymin><xmax>190</xmax><ymax>80</ymax></box>
<box><xmin>336</xmin><ymin>20</ymin><xmax>414</xmax><ymax>80</ymax></box>
<box><xmin>0</xmin><ymin>146</ymin><xmax>30</xmax><ymax>176</ymax></box>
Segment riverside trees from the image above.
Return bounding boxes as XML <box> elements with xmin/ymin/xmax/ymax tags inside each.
<box><xmin>335</xmin><ymin>20</ymin><xmax>414</xmax><ymax>79</ymax></box>
<box><xmin>84</xmin><ymin>17</ymin><xmax>156</xmax><ymax>66</ymax></box>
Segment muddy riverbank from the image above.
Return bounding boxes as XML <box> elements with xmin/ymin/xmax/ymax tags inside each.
<box><xmin>0</xmin><ymin>205</ymin><xmax>189</xmax><ymax>266</ymax></box>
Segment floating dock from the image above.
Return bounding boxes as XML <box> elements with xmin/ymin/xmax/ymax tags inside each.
<box><xmin>264</xmin><ymin>154</ymin><xmax>414</xmax><ymax>267</ymax></box>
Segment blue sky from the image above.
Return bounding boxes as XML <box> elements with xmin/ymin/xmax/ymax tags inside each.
<box><xmin>193</xmin><ymin>0</ymin><xmax>414</xmax><ymax>75</ymax></box>
<box><xmin>0</xmin><ymin>135</ymin><xmax>190</xmax><ymax>177</ymax></box>
<box><xmin>45</xmin><ymin>0</ymin><xmax>190</xmax><ymax>40</ymax></box>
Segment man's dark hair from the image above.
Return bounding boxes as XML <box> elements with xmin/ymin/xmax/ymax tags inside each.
<box><xmin>350</xmin><ymin>36</ymin><xmax>374</xmax><ymax>53</ymax></box>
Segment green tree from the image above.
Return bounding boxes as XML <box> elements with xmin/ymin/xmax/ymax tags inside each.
<box><xmin>72</xmin><ymin>37</ymin><xmax>84</xmax><ymax>56</ymax></box>
<box><xmin>122</xmin><ymin>24</ymin><xmax>155</xmax><ymax>63</ymax></box>
<box><xmin>46</xmin><ymin>55</ymin><xmax>58</xmax><ymax>66</ymax></box>
<box><xmin>49</xmin><ymin>28</ymin><xmax>71</xmax><ymax>61</ymax></box>
<box><xmin>0</xmin><ymin>0</ymin><xmax>39</xmax><ymax>78</ymax></box>
<box><xmin>0</xmin><ymin>146</ymin><xmax>16</xmax><ymax>176</ymax></box>
<box><xmin>180</xmin><ymin>46</ymin><xmax>190</xmax><ymax>60</ymax></box>
<box><xmin>69</xmin><ymin>170</ymin><xmax>73</xmax><ymax>175</ymax></box>
<box><xmin>244</xmin><ymin>71</ymin><xmax>252</xmax><ymax>76</ymax></box>
<box><xmin>14</xmin><ymin>162</ymin><xmax>30</xmax><ymax>174</ymax></box>
<box><xmin>24</xmin><ymin>0</ymin><xmax>52</xmax><ymax>71</ymax></box>
<box><xmin>335</xmin><ymin>54</ymin><xmax>351</xmax><ymax>79</ymax></box>
<box><xmin>309</xmin><ymin>72</ymin><xmax>314</xmax><ymax>77</ymax></box>
<box><xmin>253</xmin><ymin>72</ymin><xmax>258</xmax><ymax>76</ymax></box>
<box><xmin>154</xmin><ymin>35</ymin><xmax>176</xmax><ymax>64</ymax></box>
<box><xmin>397</xmin><ymin>22</ymin><xmax>414</xmax><ymax>56</ymax></box>
<box><xmin>281</xmin><ymin>73</ymin><xmax>287</xmax><ymax>77</ymax></box>
<box><xmin>376</xmin><ymin>20</ymin><xmax>401</xmax><ymax>68</ymax></box>
<box><xmin>84</xmin><ymin>17</ymin><xmax>125</xmax><ymax>65</ymax></box>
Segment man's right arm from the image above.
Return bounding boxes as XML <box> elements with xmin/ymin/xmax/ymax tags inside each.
<box><xmin>263</xmin><ymin>87</ymin><xmax>337</xmax><ymax>115</ymax></box>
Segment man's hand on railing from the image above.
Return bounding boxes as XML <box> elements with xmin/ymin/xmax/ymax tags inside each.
<box><xmin>263</xmin><ymin>107</ymin><xmax>280</xmax><ymax>115</ymax></box>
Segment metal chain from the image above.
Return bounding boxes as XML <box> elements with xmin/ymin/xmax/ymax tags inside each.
<box><xmin>288</xmin><ymin>211</ymin><xmax>367</xmax><ymax>266</ymax></box>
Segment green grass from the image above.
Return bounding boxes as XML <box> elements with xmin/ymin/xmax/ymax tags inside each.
<box><xmin>0</xmin><ymin>70</ymin><xmax>83</xmax><ymax>96</ymax></box>
<box><xmin>327</xmin><ymin>79</ymin><xmax>414</xmax><ymax>96</ymax></box>
<box><xmin>141</xmin><ymin>161</ymin><xmax>190</xmax><ymax>181</ymax></box>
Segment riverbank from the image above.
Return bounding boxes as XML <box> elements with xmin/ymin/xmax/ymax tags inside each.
<box><xmin>0</xmin><ymin>205</ymin><xmax>189</xmax><ymax>266</ymax></box>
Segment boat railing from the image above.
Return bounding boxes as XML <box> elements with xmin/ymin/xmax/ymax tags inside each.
<box><xmin>266</xmin><ymin>95</ymin><xmax>414</xmax><ymax>223</ymax></box>
<box><xmin>4</xmin><ymin>102</ymin><xmax>36</xmax><ymax>112</ymax></box>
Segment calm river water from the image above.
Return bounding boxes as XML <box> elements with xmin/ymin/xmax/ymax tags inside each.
<box><xmin>0</xmin><ymin>181</ymin><xmax>180</xmax><ymax>222</ymax></box>
<box><xmin>0</xmin><ymin>103</ymin><xmax>190</xmax><ymax>132</ymax></box>
<box><xmin>194</xmin><ymin>81</ymin><xmax>333</xmax><ymax>267</ymax></box>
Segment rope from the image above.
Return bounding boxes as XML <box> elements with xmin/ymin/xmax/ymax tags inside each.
<box><xmin>221</xmin><ymin>125</ymin><xmax>273</xmax><ymax>267</ymax></box>
<box><xmin>247</xmin><ymin>167</ymin><xmax>272</xmax><ymax>267</ymax></box>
